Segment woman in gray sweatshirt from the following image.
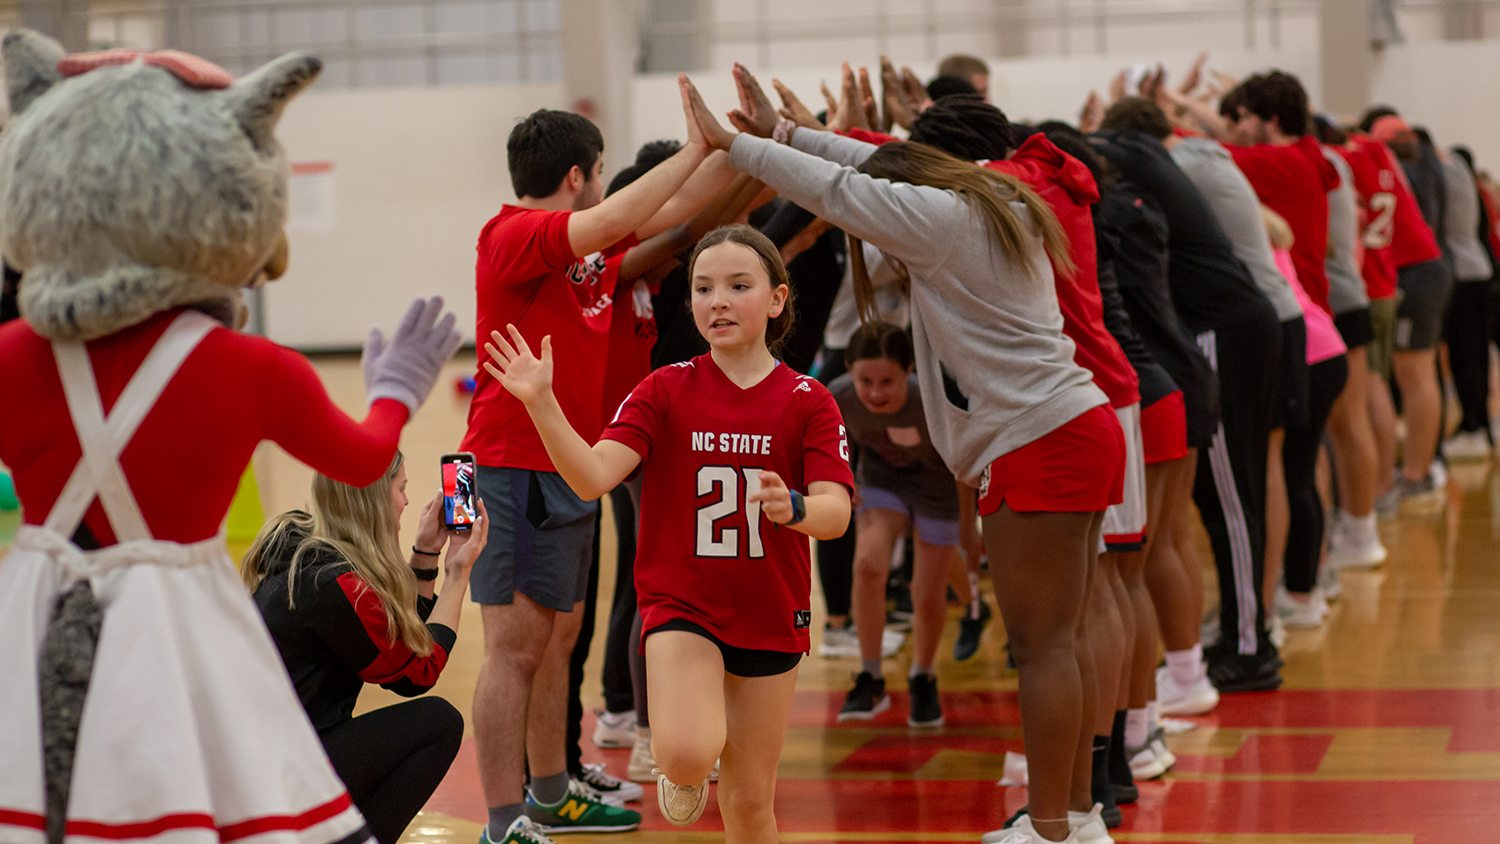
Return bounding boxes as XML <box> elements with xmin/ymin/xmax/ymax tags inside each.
<box><xmin>683</xmin><ymin>74</ymin><xmax>1116</xmax><ymax>843</ymax></box>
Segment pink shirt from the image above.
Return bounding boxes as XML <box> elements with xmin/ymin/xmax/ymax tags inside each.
<box><xmin>1274</xmin><ymin>249</ymin><xmax>1346</xmax><ymax>365</ymax></box>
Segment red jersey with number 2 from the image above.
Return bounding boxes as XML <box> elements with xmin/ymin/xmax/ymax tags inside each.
<box><xmin>602</xmin><ymin>354</ymin><xmax>854</xmax><ymax>653</ymax></box>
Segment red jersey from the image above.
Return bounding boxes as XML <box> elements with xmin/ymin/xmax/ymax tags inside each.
<box><xmin>1338</xmin><ymin>138</ymin><xmax>1400</xmax><ymax>299</ymax></box>
<box><xmin>1361</xmin><ymin>138</ymin><xmax>1443</xmax><ymax>270</ymax></box>
<box><xmin>602</xmin><ymin>355</ymin><xmax>854</xmax><ymax>653</ymax></box>
<box><xmin>462</xmin><ymin>206</ymin><xmax>628</xmax><ymax>470</ymax></box>
<box><xmin>1226</xmin><ymin>136</ymin><xmax>1339</xmax><ymax>314</ymax></box>
<box><xmin>985</xmin><ymin>136</ymin><xmax>1139</xmax><ymax>409</ymax></box>
<box><xmin>0</xmin><ymin>308</ymin><xmax>407</xmax><ymax>546</ymax></box>
<box><xmin>600</xmin><ymin>243</ymin><xmax>657</xmax><ymax>429</ymax></box>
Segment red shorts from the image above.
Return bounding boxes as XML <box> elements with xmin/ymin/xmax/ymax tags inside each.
<box><xmin>977</xmin><ymin>403</ymin><xmax>1125</xmax><ymax>517</ymax></box>
<box><xmin>1140</xmin><ymin>391</ymin><xmax>1189</xmax><ymax>465</ymax></box>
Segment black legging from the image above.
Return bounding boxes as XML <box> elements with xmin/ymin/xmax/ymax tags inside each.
<box><xmin>1282</xmin><ymin>354</ymin><xmax>1349</xmax><ymax>594</ymax></box>
<box><xmin>321</xmin><ymin>697</ymin><xmax>464</xmax><ymax>844</ymax></box>
<box><xmin>1445</xmin><ymin>279</ymin><xmax>1494</xmax><ymax>434</ymax></box>
<box><xmin>599</xmin><ymin>483</ymin><xmax>638</xmax><ymax>714</ymax></box>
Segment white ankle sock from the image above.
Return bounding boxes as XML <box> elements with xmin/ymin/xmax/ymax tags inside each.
<box><xmin>1125</xmin><ymin>708</ymin><xmax>1148</xmax><ymax>748</ymax></box>
<box><xmin>1146</xmin><ymin>700</ymin><xmax>1161</xmax><ymax>736</ymax></box>
<box><xmin>1164</xmin><ymin>643</ymin><xmax>1202</xmax><ymax>688</ymax></box>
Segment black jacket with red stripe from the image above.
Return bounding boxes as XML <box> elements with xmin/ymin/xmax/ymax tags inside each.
<box><xmin>253</xmin><ymin>515</ymin><xmax>457</xmax><ymax>734</ymax></box>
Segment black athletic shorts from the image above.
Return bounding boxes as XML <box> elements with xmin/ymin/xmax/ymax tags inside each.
<box><xmin>1395</xmin><ymin>258</ymin><xmax>1455</xmax><ymax>352</ymax></box>
<box><xmin>647</xmin><ymin>619</ymin><xmax>802</xmax><ymax>677</ymax></box>
<box><xmin>1333</xmin><ymin>306</ymin><xmax>1374</xmax><ymax>350</ymax></box>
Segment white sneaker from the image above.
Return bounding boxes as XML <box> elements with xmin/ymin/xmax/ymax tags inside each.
<box><xmin>1155</xmin><ymin>670</ymin><xmax>1219</xmax><ymax>716</ymax></box>
<box><xmin>1150</xmin><ymin>729</ymin><xmax>1176</xmax><ymax>772</ymax></box>
<box><xmin>591</xmin><ymin>709</ymin><xmax>636</xmax><ymax>749</ymax></box>
<box><xmin>1442</xmin><ymin>430</ymin><xmax>1491</xmax><ymax>462</ymax></box>
<box><xmin>578</xmin><ymin>762</ymin><xmax>643</xmax><ymax>804</ymax></box>
<box><xmin>1274</xmin><ymin>585</ymin><xmax>1328</xmax><ymax>629</ymax></box>
<box><xmin>654</xmin><ymin>770</ymin><xmax>709</xmax><ymax>827</ymax></box>
<box><xmin>1159</xmin><ymin>716</ymin><xmax>1197</xmax><ymax>735</ymax></box>
<box><xmin>1128</xmin><ymin>740</ymin><xmax>1168</xmax><ymax>780</ymax></box>
<box><xmin>1429</xmin><ymin>459</ymin><xmax>1448</xmax><ymax>489</ymax></box>
<box><xmin>1067</xmin><ymin>804</ymin><xmax>1114</xmax><ymax>844</ymax></box>
<box><xmin>1326</xmin><ymin>512</ymin><xmax>1387</xmax><ymax>569</ymax></box>
<box><xmin>817</xmin><ymin>623</ymin><xmax>904</xmax><ymax>658</ymax></box>
<box><xmin>1317</xmin><ymin>564</ymin><xmax>1342</xmax><ymax>601</ymax></box>
<box><xmin>981</xmin><ymin>813</ymin><xmax>1082</xmax><ymax>844</ymax></box>
<box><xmin>627</xmin><ymin>728</ymin><xmax>657</xmax><ymax>783</ymax></box>
<box><xmin>1267</xmin><ymin>615</ymin><xmax>1287</xmax><ymax>648</ymax></box>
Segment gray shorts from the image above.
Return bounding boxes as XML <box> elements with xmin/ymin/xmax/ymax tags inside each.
<box><xmin>470</xmin><ymin>465</ymin><xmax>597</xmax><ymax>611</ymax></box>
<box><xmin>1395</xmin><ymin>258</ymin><xmax>1455</xmax><ymax>352</ymax></box>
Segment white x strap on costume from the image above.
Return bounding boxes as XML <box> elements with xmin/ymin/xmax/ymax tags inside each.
<box><xmin>0</xmin><ymin>311</ymin><xmax>371</xmax><ymax>844</ymax></box>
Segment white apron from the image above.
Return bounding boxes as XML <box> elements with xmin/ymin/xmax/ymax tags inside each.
<box><xmin>0</xmin><ymin>312</ymin><xmax>371</xmax><ymax>844</ymax></box>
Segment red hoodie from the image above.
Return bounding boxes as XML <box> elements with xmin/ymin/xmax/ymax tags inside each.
<box><xmin>838</xmin><ymin>129</ymin><xmax>1139</xmax><ymax>408</ymax></box>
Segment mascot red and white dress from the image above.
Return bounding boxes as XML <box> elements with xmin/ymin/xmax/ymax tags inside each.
<box><xmin>0</xmin><ymin>31</ymin><xmax>461</xmax><ymax>844</ymax></box>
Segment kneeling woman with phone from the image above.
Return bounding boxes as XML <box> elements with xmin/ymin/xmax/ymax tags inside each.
<box><xmin>486</xmin><ymin>224</ymin><xmax>852</xmax><ymax>843</ymax></box>
<box><xmin>243</xmin><ymin>452</ymin><xmax>488</xmax><ymax>844</ymax></box>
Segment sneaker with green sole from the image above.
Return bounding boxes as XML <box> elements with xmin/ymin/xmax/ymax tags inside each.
<box><xmin>525</xmin><ymin>779</ymin><xmax>642</xmax><ymax>834</ymax></box>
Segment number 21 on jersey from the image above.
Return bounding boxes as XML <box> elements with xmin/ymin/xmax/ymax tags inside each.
<box><xmin>696</xmin><ymin>466</ymin><xmax>765</xmax><ymax>558</ymax></box>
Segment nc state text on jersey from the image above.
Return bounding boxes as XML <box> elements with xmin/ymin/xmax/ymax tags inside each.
<box><xmin>691</xmin><ymin>431</ymin><xmax>774</xmax><ymax>456</ymax></box>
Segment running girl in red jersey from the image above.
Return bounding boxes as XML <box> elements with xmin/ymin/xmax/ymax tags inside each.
<box><xmin>485</xmin><ymin>224</ymin><xmax>853</xmax><ymax>844</ymax></box>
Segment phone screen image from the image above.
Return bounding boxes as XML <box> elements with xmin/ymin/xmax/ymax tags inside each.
<box><xmin>442</xmin><ymin>454</ymin><xmax>477</xmax><ymax>530</ymax></box>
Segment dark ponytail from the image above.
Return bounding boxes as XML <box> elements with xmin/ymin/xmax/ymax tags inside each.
<box><xmin>846</xmin><ymin>320</ymin><xmax>913</xmax><ymax>371</ymax></box>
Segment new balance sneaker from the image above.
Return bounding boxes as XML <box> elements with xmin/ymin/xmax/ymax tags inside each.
<box><xmin>1155</xmin><ymin>669</ymin><xmax>1219</xmax><ymax>716</ymax></box>
<box><xmin>953</xmin><ymin>600</ymin><xmax>992</xmax><ymax>661</ymax></box>
<box><xmin>1274</xmin><ymin>585</ymin><xmax>1328</xmax><ymax>629</ymax></box>
<box><xmin>627</xmin><ymin>728</ymin><xmax>656</xmax><ymax>783</ymax></box>
<box><xmin>980</xmin><ymin>810</ymin><xmax>1084</xmax><ymax>844</ymax></box>
<box><xmin>1442</xmin><ymin>429</ymin><xmax>1491</xmax><ymax>462</ymax></box>
<box><xmin>837</xmin><ymin>671</ymin><xmax>891</xmax><ymax>722</ymax></box>
<box><xmin>481</xmin><ymin>815</ymin><xmax>554</xmax><ymax>844</ymax></box>
<box><xmin>655</xmin><ymin>770</ymin><xmax>709</xmax><ymax>827</ymax></box>
<box><xmin>591</xmin><ymin>709</ymin><xmax>636</xmax><ymax>749</ymax></box>
<box><xmin>906</xmin><ymin>672</ymin><xmax>944</xmax><ymax>727</ymax></box>
<box><xmin>525</xmin><ymin>779</ymin><xmax>641</xmax><ymax>834</ymax></box>
<box><xmin>577</xmin><ymin>762</ymin><xmax>642</xmax><ymax>804</ymax></box>
<box><xmin>1205</xmin><ymin>643</ymin><xmax>1283</xmax><ymax>693</ymax></box>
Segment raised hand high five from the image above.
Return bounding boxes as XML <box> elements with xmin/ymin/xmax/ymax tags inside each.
<box><xmin>679</xmin><ymin>74</ymin><xmax>737</xmax><ymax>152</ymax></box>
<box><xmin>772</xmin><ymin>78</ymin><xmax>827</xmax><ymax>131</ymax></box>
<box><xmin>880</xmin><ymin>55</ymin><xmax>920</xmax><ymax>131</ymax></box>
<box><xmin>728</xmin><ymin>63</ymin><xmax>779</xmax><ymax>138</ymax></box>
<box><xmin>483</xmin><ymin>324</ymin><xmax>554</xmax><ymax>406</ymax></box>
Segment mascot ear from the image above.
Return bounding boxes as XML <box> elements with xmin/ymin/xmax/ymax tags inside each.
<box><xmin>3</xmin><ymin>29</ymin><xmax>65</xmax><ymax>117</ymax></box>
<box><xmin>226</xmin><ymin>52</ymin><xmax>322</xmax><ymax>151</ymax></box>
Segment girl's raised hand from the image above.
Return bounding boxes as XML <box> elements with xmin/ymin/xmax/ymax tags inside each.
<box><xmin>729</xmin><ymin>63</ymin><xmax>779</xmax><ymax>138</ymax></box>
<box><xmin>750</xmin><ymin>470</ymin><xmax>794</xmax><ymax>524</ymax></box>
<box><xmin>484</xmin><ymin>324</ymin><xmax>553</xmax><ymax>405</ymax></box>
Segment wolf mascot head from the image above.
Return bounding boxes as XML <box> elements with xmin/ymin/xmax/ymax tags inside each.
<box><xmin>0</xmin><ymin>30</ymin><xmax>320</xmax><ymax>341</ymax></box>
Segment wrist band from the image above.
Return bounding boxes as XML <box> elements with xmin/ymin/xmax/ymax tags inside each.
<box><xmin>772</xmin><ymin>117</ymin><xmax>796</xmax><ymax>145</ymax></box>
<box><xmin>787</xmin><ymin>489</ymin><xmax>807</xmax><ymax>526</ymax></box>
<box><xmin>411</xmin><ymin>545</ymin><xmax>440</xmax><ymax>557</ymax></box>
<box><xmin>412</xmin><ymin>566</ymin><xmax>440</xmax><ymax>582</ymax></box>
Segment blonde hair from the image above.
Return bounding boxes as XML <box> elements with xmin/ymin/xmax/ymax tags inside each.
<box><xmin>849</xmin><ymin>140</ymin><xmax>1073</xmax><ymax>323</ymax></box>
<box><xmin>242</xmin><ymin>452</ymin><xmax>434</xmax><ymax>655</ymax></box>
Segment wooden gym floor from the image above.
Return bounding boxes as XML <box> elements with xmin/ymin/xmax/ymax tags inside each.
<box><xmin>8</xmin><ymin>350</ymin><xmax>1499</xmax><ymax>844</ymax></box>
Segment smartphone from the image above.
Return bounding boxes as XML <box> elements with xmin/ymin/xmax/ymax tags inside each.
<box><xmin>440</xmin><ymin>452</ymin><xmax>477</xmax><ymax>531</ymax></box>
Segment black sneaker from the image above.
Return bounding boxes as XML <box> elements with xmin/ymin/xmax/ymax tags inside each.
<box><xmin>906</xmin><ymin>672</ymin><xmax>944</xmax><ymax>727</ymax></box>
<box><xmin>1205</xmin><ymin>643</ymin><xmax>1283</xmax><ymax>693</ymax></box>
<box><xmin>837</xmin><ymin>671</ymin><xmax>891</xmax><ymax>722</ymax></box>
<box><xmin>953</xmin><ymin>601</ymin><xmax>992</xmax><ymax>661</ymax></box>
<box><xmin>1111</xmin><ymin>781</ymin><xmax>1139</xmax><ymax>805</ymax></box>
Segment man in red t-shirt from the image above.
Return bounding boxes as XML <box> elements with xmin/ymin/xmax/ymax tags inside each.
<box><xmin>464</xmin><ymin>98</ymin><xmax>734</xmax><ymax>844</ymax></box>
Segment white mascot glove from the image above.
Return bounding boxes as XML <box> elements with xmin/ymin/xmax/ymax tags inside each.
<box><xmin>362</xmin><ymin>296</ymin><xmax>463</xmax><ymax>414</ymax></box>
